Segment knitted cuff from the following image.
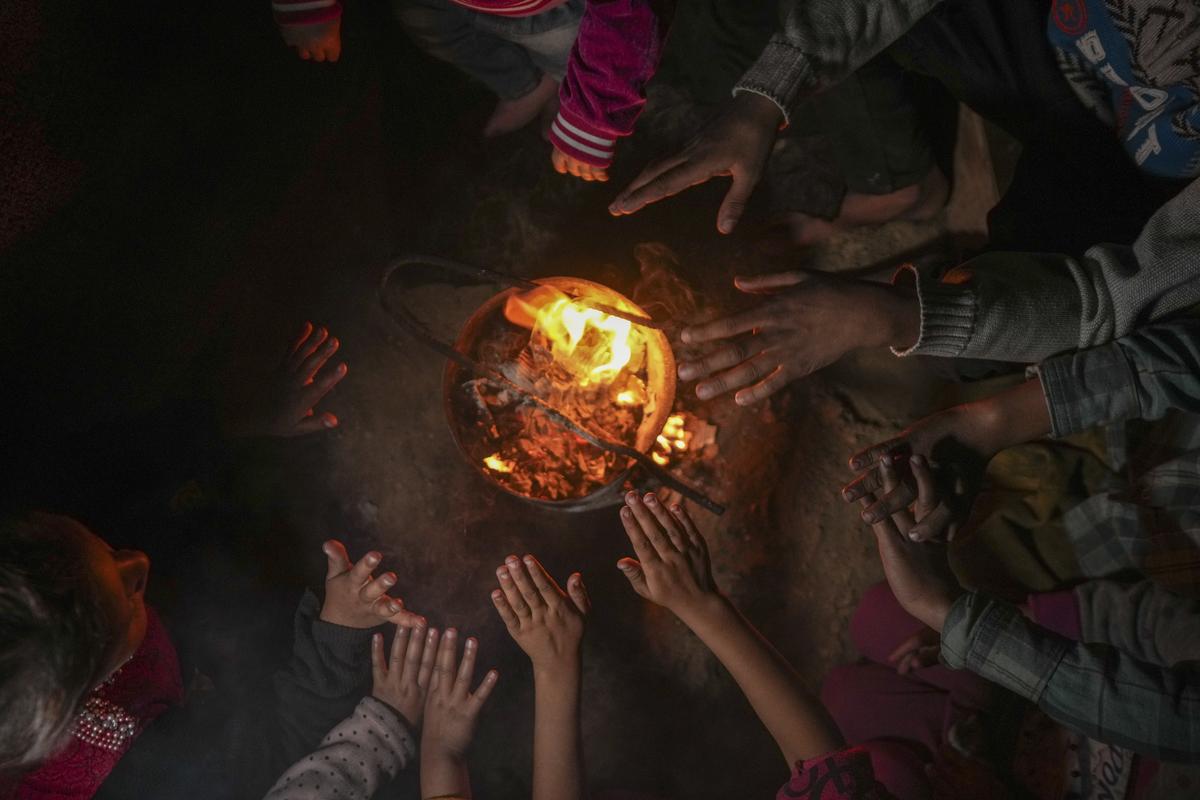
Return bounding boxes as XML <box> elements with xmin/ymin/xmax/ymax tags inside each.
<box><xmin>273</xmin><ymin>0</ymin><xmax>342</xmax><ymax>28</ymax></box>
<box><xmin>549</xmin><ymin>106</ymin><xmax>617</xmax><ymax>168</ymax></box>
<box><xmin>890</xmin><ymin>263</ymin><xmax>978</xmax><ymax>358</ymax></box>
<box><xmin>733</xmin><ymin>38</ymin><xmax>820</xmax><ymax>127</ymax></box>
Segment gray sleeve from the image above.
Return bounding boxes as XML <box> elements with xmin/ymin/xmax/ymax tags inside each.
<box><xmin>734</xmin><ymin>0</ymin><xmax>943</xmax><ymax>122</ymax></box>
<box><xmin>893</xmin><ymin>176</ymin><xmax>1200</xmax><ymax>363</ymax></box>
<box><xmin>941</xmin><ymin>592</ymin><xmax>1200</xmax><ymax>763</ymax></box>
<box><xmin>1035</xmin><ymin>319</ymin><xmax>1200</xmax><ymax>437</ymax></box>
<box><xmin>1075</xmin><ymin>580</ymin><xmax>1200</xmax><ymax>668</ymax></box>
<box><xmin>263</xmin><ymin>696</ymin><xmax>416</xmax><ymax>800</ymax></box>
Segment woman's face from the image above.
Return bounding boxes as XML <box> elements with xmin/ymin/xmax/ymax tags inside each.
<box><xmin>60</xmin><ymin>520</ymin><xmax>150</xmax><ymax>683</ymax></box>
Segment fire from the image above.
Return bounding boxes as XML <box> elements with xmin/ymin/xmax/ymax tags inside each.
<box><xmin>505</xmin><ymin>286</ymin><xmax>634</xmax><ymax>386</ymax></box>
<box><xmin>483</xmin><ymin>453</ymin><xmax>515</xmax><ymax>473</ymax></box>
<box><xmin>652</xmin><ymin>414</ymin><xmax>689</xmax><ymax>466</ymax></box>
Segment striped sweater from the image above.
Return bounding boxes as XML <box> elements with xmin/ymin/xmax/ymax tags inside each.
<box><xmin>272</xmin><ymin>0</ymin><xmax>675</xmax><ymax>168</ymax></box>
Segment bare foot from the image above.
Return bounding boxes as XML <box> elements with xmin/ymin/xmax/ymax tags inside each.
<box><xmin>484</xmin><ymin>74</ymin><xmax>559</xmax><ymax>138</ymax></box>
<box><xmin>783</xmin><ymin>166</ymin><xmax>949</xmax><ymax>246</ymax></box>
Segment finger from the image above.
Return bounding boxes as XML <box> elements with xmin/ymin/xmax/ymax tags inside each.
<box><xmin>360</xmin><ymin>571</ymin><xmax>397</xmax><ymax>603</ymax></box>
<box><xmin>907</xmin><ymin>502</ymin><xmax>955</xmax><ymax>543</ymax></box>
<box><xmin>593</xmin><ymin>167</ymin><xmax>609</xmax><ymax>182</ymax></box>
<box><xmin>625</xmin><ymin>493</ymin><xmax>673</xmax><ymax>558</ymax></box>
<box><xmin>291</xmin><ymin>411</ymin><xmax>339</xmax><ymax>435</ymax></box>
<box><xmin>733</xmin><ymin>272</ymin><xmax>806</xmax><ymax>294</ymax></box>
<box><xmin>371</xmin><ymin>632</ymin><xmax>386</xmax><ymax>685</ymax></box>
<box><xmin>402</xmin><ymin>623</ymin><xmax>427</xmax><ymax>680</ymax></box>
<box><xmin>372</xmin><ymin>594</ymin><xmax>406</xmax><ymax>621</ymax></box>
<box><xmin>328</xmin><ymin>41</ymin><xmax>341</xmax><ymax>62</ymax></box>
<box><xmin>387</xmin><ymin>606</ymin><xmax>426</xmax><ymax>628</ymax></box>
<box><xmin>566</xmin><ymin>572</ymin><xmax>590</xmax><ymax>615</ymax></box>
<box><xmin>551</xmin><ymin>149</ymin><xmax>568</xmax><ymax>174</ymax></box>
<box><xmin>433</xmin><ymin>628</ymin><xmax>457</xmax><ymax>694</ymax></box>
<box><xmin>910</xmin><ymin>455</ymin><xmax>938</xmax><ymax>517</ymax></box>
<box><xmin>390</xmin><ymin>623</ymin><xmax>411</xmax><ymax>674</ymax></box>
<box><xmin>298</xmin><ymin>334</ymin><xmax>340</xmax><ymax>382</ymax></box>
<box><xmin>567</xmin><ymin>157</ymin><xmax>582</xmax><ymax>178</ymax></box>
<box><xmin>886</xmin><ymin>630</ymin><xmax>926</xmax><ymax>664</ymax></box>
<box><xmin>491</xmin><ymin>588</ymin><xmax>520</xmax><ymax>629</ymax></box>
<box><xmin>680</xmin><ymin>307</ymin><xmax>772</xmax><ymax>346</ymax></box>
<box><xmin>521</xmin><ymin>554</ymin><xmax>562</xmax><ymax>607</ymax></box>
<box><xmin>868</xmin><ymin>454</ymin><xmax>916</xmax><ymax>532</ymax></box>
<box><xmin>504</xmin><ymin>555</ymin><xmax>545</xmax><ymax>608</ymax></box>
<box><xmin>695</xmin><ymin>352</ymin><xmax>779</xmax><ymax>402</ymax></box>
<box><xmin>614</xmin><ymin>158</ymin><xmax>719</xmax><ymax>215</ymax></box>
<box><xmin>609</xmin><ymin>154</ymin><xmax>690</xmax><ymax>214</ymax></box>
<box><xmin>348</xmin><ymin>550</ymin><xmax>381</xmax><ymax>586</ymax></box>
<box><xmin>470</xmin><ymin>669</ymin><xmax>500</xmax><ymax>711</ymax></box>
<box><xmin>286</xmin><ymin>321</ymin><xmax>314</xmax><ymax>364</ymax></box>
<box><xmin>299</xmin><ymin>48</ymin><xmax>312</xmax><ymax>60</ymax></box>
<box><xmin>677</xmin><ymin>339</ymin><xmax>756</xmax><ymax>382</ymax></box>
<box><xmin>733</xmin><ymin>366</ymin><xmax>791</xmax><ymax>406</ymax></box>
<box><xmin>841</xmin><ymin>469</ymin><xmax>883</xmax><ymax>504</ymax></box>
<box><xmin>642</xmin><ymin>494</ymin><xmax>685</xmax><ymax>550</ymax></box>
<box><xmin>290</xmin><ymin>325</ymin><xmax>328</xmax><ymax>370</ymax></box>
<box><xmin>300</xmin><ymin>361</ymin><xmax>348</xmax><ymax>408</ymax></box>
<box><xmin>417</xmin><ymin>627</ymin><xmax>439</xmax><ymax>689</ymax></box>
<box><xmin>496</xmin><ymin>565</ymin><xmax>531</xmax><ymax>617</ymax></box>
<box><xmin>323</xmin><ymin>539</ymin><xmax>353</xmax><ymax>580</ymax></box>
<box><xmin>454</xmin><ymin>636</ymin><xmax>477</xmax><ymax>699</ymax></box>
<box><xmin>716</xmin><ymin>171</ymin><xmax>756</xmax><ymax>234</ymax></box>
<box><xmin>313</xmin><ymin>49</ymin><xmax>326</xmax><ymax>62</ymax></box>
<box><xmin>849</xmin><ymin>438</ymin><xmax>906</xmax><ymax>471</ymax></box>
<box><xmin>619</xmin><ymin>504</ymin><xmax>659</xmax><ymax>564</ymax></box>
<box><xmin>616</xmin><ymin>557</ymin><xmax>650</xmax><ymax>598</ymax></box>
<box><xmin>671</xmin><ymin>503</ymin><xmax>703</xmax><ymax>548</ymax></box>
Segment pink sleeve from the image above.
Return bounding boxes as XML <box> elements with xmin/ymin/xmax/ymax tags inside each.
<box><xmin>550</xmin><ymin>0</ymin><xmax>676</xmax><ymax>167</ymax></box>
<box><xmin>272</xmin><ymin>0</ymin><xmax>343</xmax><ymax>28</ymax></box>
<box><xmin>777</xmin><ymin>746</ymin><xmax>896</xmax><ymax>800</ymax></box>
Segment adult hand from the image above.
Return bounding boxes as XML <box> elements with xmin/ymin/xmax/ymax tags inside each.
<box><xmin>319</xmin><ymin>540</ymin><xmax>424</xmax><ymax>628</ymax></box>
<box><xmin>372</xmin><ymin>623</ymin><xmax>439</xmax><ymax>729</ymax></box>
<box><xmin>677</xmin><ymin>272</ymin><xmax>919</xmax><ymax>405</ymax></box>
<box><xmin>617</xmin><ymin>493</ymin><xmax>719</xmax><ymax>622</ymax></box>
<box><xmin>421</xmin><ymin>630</ymin><xmax>499</xmax><ymax>760</ymax></box>
<box><xmin>551</xmin><ymin>147</ymin><xmax>609</xmax><ymax>182</ymax></box>
<box><xmin>609</xmin><ymin>92</ymin><xmax>783</xmax><ymax>234</ymax></box>
<box><xmin>492</xmin><ymin>555</ymin><xmax>590</xmax><ymax>674</ymax></box>
<box><xmin>281</xmin><ymin>18</ymin><xmax>342</xmax><ymax>62</ymax></box>
<box><xmin>228</xmin><ymin>321</ymin><xmax>348</xmax><ymax>438</ymax></box>
<box><xmin>860</xmin><ymin>455</ymin><xmax>962</xmax><ymax>632</ymax></box>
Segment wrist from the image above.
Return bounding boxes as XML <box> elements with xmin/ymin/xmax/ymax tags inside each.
<box><xmin>732</xmin><ymin>90</ymin><xmax>785</xmax><ymax>130</ymax></box>
<box><xmin>674</xmin><ymin>592</ymin><xmax>732</xmax><ymax>631</ymax></box>
<box><xmin>532</xmin><ymin>654</ymin><xmax>582</xmax><ymax>684</ymax></box>
<box><xmin>873</xmin><ymin>282</ymin><xmax>920</xmax><ymax>351</ymax></box>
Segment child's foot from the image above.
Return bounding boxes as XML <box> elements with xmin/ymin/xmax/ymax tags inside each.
<box><xmin>781</xmin><ymin>165</ymin><xmax>949</xmax><ymax>247</ymax></box>
<box><xmin>483</xmin><ymin>74</ymin><xmax>559</xmax><ymax>138</ymax></box>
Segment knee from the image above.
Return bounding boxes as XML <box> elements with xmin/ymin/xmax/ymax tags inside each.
<box><xmin>850</xmin><ymin>581</ymin><xmax>901</xmax><ymax>655</ymax></box>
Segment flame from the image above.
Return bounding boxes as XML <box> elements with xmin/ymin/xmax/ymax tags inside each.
<box><xmin>483</xmin><ymin>453</ymin><xmax>515</xmax><ymax>473</ymax></box>
<box><xmin>505</xmin><ymin>286</ymin><xmax>634</xmax><ymax>385</ymax></box>
<box><xmin>616</xmin><ymin>390</ymin><xmax>637</xmax><ymax>406</ymax></box>
<box><xmin>653</xmin><ymin>414</ymin><xmax>690</xmax><ymax>466</ymax></box>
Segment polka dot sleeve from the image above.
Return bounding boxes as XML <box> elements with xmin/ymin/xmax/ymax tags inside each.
<box><xmin>263</xmin><ymin>696</ymin><xmax>416</xmax><ymax>800</ymax></box>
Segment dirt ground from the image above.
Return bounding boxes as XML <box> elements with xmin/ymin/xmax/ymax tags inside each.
<box><xmin>2</xmin><ymin>3</ymin><xmax>1002</xmax><ymax>798</ymax></box>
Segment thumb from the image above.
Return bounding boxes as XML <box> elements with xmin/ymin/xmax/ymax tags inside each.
<box><xmin>716</xmin><ymin>170</ymin><xmax>757</xmax><ymax>234</ymax></box>
<box><xmin>567</xmin><ymin>572</ymin><xmax>591</xmax><ymax>615</ymax></box>
<box><xmin>616</xmin><ymin>558</ymin><xmax>650</xmax><ymax>598</ymax></box>
<box><xmin>734</xmin><ymin>271</ymin><xmax>807</xmax><ymax>294</ymax></box>
<box><xmin>323</xmin><ymin>539</ymin><xmax>352</xmax><ymax>580</ymax></box>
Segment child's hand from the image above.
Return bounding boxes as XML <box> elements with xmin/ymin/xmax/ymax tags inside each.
<box><xmin>551</xmin><ymin>147</ymin><xmax>609</xmax><ymax>182</ymax></box>
<box><xmin>886</xmin><ymin>626</ymin><xmax>940</xmax><ymax>675</ymax></box>
<box><xmin>372</xmin><ymin>623</ymin><xmax>438</xmax><ymax>729</ymax></box>
<box><xmin>281</xmin><ymin>18</ymin><xmax>342</xmax><ymax>62</ymax></box>
<box><xmin>320</xmin><ymin>540</ymin><xmax>424</xmax><ymax>629</ymax></box>
<box><xmin>860</xmin><ymin>456</ymin><xmax>963</xmax><ymax>632</ymax></box>
<box><xmin>617</xmin><ymin>493</ymin><xmax>719</xmax><ymax>621</ymax></box>
<box><xmin>421</xmin><ymin>630</ymin><xmax>499</xmax><ymax>760</ymax></box>
<box><xmin>492</xmin><ymin>555</ymin><xmax>589</xmax><ymax>674</ymax></box>
<box><xmin>226</xmin><ymin>321</ymin><xmax>348</xmax><ymax>438</ymax></box>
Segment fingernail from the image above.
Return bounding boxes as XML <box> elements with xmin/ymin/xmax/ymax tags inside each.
<box><xmin>373</xmin><ymin>632</ymin><xmax>381</xmax><ymax>644</ymax></box>
<box><xmin>365</xmin><ymin>553</ymin><xmax>380</xmax><ymax>565</ymax></box>
<box><xmin>620</xmin><ymin>507</ymin><xmax>631</xmax><ymax>518</ymax></box>
<box><xmin>506</xmin><ymin>555</ymin><xmax>519</xmax><ymax>565</ymax></box>
<box><xmin>337</xmin><ymin>363</ymin><xmax>348</xmax><ymax>374</ymax></box>
<box><xmin>644</xmin><ymin>494</ymin><xmax>656</xmax><ymax>505</ymax></box>
<box><xmin>380</xmin><ymin>573</ymin><xmax>395</xmax><ymax>585</ymax></box>
<box><xmin>696</xmin><ymin>385</ymin><xmax>713</xmax><ymax>400</ymax></box>
<box><xmin>497</xmin><ymin>569</ymin><xmax>510</xmax><ymax>581</ymax></box>
<box><xmin>617</xmin><ymin>563</ymin><xmax>631</xmax><ymax>571</ymax></box>
<box><xmin>863</xmin><ymin>511</ymin><xmax>878</xmax><ymax>523</ymax></box>
<box><xmin>850</xmin><ymin>458</ymin><xmax>862</xmax><ymax>469</ymax></box>
<box><xmin>680</xmin><ymin>329</ymin><xmax>693</xmax><ymax>344</ymax></box>
<box><xmin>446</xmin><ymin>628</ymin><xmax>457</xmax><ymax>638</ymax></box>
<box><xmin>671</xmin><ymin>505</ymin><xmax>682</xmax><ymax>513</ymax></box>
<box><xmin>330</xmin><ymin>337</ymin><xmax>339</xmax><ymax>349</ymax></box>
<box><xmin>625</xmin><ymin>491</ymin><xmax>638</xmax><ymax>504</ymax></box>
<box><xmin>491</xmin><ymin>589</ymin><xmax>502</xmax><ymax>599</ymax></box>
<box><xmin>416</xmin><ymin>617</ymin><xmax>427</xmax><ymax>627</ymax></box>
<box><xmin>323</xmin><ymin>416</ymin><xmax>338</xmax><ymax>428</ymax></box>
<box><xmin>523</xmin><ymin>555</ymin><xmax>534</xmax><ymax>565</ymax></box>
<box><xmin>678</xmin><ymin>364</ymin><xmax>696</xmax><ymax>380</ymax></box>
<box><xmin>390</xmin><ymin>602</ymin><xmax>401</xmax><ymax>613</ymax></box>
<box><xmin>735</xmin><ymin>394</ymin><xmax>750</xmax><ymax>406</ymax></box>
<box><xmin>911</xmin><ymin>455</ymin><xmax>923</xmax><ymax>466</ymax></box>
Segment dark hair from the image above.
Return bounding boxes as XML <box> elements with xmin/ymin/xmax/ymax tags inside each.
<box><xmin>0</xmin><ymin>513</ymin><xmax>115</xmax><ymax>775</ymax></box>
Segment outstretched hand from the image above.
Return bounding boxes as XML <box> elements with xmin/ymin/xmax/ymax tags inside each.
<box><xmin>493</xmin><ymin>554</ymin><xmax>590</xmax><ymax>673</ymax></box>
<box><xmin>608</xmin><ymin>92</ymin><xmax>783</xmax><ymax>233</ymax></box>
<box><xmin>319</xmin><ymin>540</ymin><xmax>423</xmax><ymax>629</ymax></box>
<box><xmin>859</xmin><ymin>455</ymin><xmax>963</xmax><ymax>632</ymax></box>
<box><xmin>421</xmin><ymin>630</ymin><xmax>499</xmax><ymax>760</ymax></box>
<box><xmin>372</xmin><ymin>623</ymin><xmax>438</xmax><ymax>729</ymax></box>
<box><xmin>676</xmin><ymin>273</ymin><xmax>918</xmax><ymax>405</ymax></box>
<box><xmin>617</xmin><ymin>493</ymin><xmax>719</xmax><ymax>621</ymax></box>
<box><xmin>281</xmin><ymin>18</ymin><xmax>342</xmax><ymax>62</ymax></box>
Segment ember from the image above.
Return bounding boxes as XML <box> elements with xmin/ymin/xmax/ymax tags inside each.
<box><xmin>446</xmin><ymin>277</ymin><xmax>675</xmax><ymax>505</ymax></box>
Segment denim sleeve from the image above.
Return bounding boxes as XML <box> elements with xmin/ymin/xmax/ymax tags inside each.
<box><xmin>941</xmin><ymin>592</ymin><xmax>1200</xmax><ymax>763</ymax></box>
<box><xmin>1035</xmin><ymin>318</ymin><xmax>1200</xmax><ymax>437</ymax></box>
<box><xmin>1075</xmin><ymin>580</ymin><xmax>1200</xmax><ymax>668</ymax></box>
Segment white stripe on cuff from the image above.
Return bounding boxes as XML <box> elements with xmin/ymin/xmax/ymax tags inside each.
<box><xmin>551</xmin><ymin>122</ymin><xmax>613</xmax><ymax>160</ymax></box>
<box><xmin>554</xmin><ymin>113</ymin><xmax>615</xmax><ymax>147</ymax></box>
<box><xmin>272</xmin><ymin>0</ymin><xmax>336</xmax><ymax>12</ymax></box>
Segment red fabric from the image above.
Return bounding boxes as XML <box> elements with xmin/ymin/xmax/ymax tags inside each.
<box><xmin>551</xmin><ymin>0</ymin><xmax>675</xmax><ymax>166</ymax></box>
<box><xmin>448</xmin><ymin>0</ymin><xmax>568</xmax><ymax>17</ymax></box>
<box><xmin>16</xmin><ymin>608</ymin><xmax>183</xmax><ymax>800</ymax></box>
<box><xmin>272</xmin><ymin>0</ymin><xmax>342</xmax><ymax>28</ymax></box>
<box><xmin>777</xmin><ymin>747</ymin><xmax>896</xmax><ymax>800</ymax></box>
